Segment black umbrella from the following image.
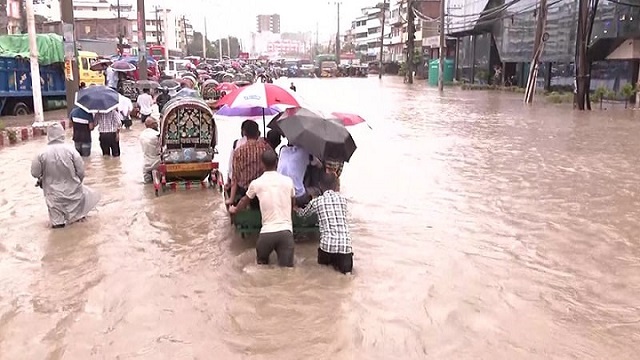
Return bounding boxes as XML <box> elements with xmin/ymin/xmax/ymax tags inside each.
<box><xmin>135</xmin><ymin>80</ymin><xmax>160</xmax><ymax>90</ymax></box>
<box><xmin>268</xmin><ymin>107</ymin><xmax>357</xmax><ymax>162</ymax></box>
<box><xmin>160</xmin><ymin>79</ymin><xmax>180</xmax><ymax>91</ymax></box>
<box><xmin>74</xmin><ymin>85</ymin><xmax>120</xmax><ymax>114</ymax></box>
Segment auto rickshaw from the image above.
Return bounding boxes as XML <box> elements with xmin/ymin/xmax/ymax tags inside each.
<box><xmin>201</xmin><ymin>79</ymin><xmax>219</xmax><ymax>100</ymax></box>
<box><xmin>152</xmin><ymin>96</ymin><xmax>222</xmax><ymax>196</ymax></box>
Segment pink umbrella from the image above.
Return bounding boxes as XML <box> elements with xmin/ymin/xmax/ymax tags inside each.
<box><xmin>216</xmin><ymin>82</ymin><xmax>239</xmax><ymax>92</ymax></box>
<box><xmin>331</xmin><ymin>112</ymin><xmax>371</xmax><ymax>128</ymax></box>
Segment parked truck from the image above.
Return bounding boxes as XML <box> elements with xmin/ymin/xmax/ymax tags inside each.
<box><xmin>0</xmin><ymin>34</ymin><xmax>67</xmax><ymax>116</ymax></box>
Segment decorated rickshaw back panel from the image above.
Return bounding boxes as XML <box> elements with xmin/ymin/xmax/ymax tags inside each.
<box><xmin>165</xmin><ymin>106</ymin><xmax>214</xmax><ymax>148</ymax></box>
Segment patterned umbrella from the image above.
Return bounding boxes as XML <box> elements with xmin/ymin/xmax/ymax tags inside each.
<box><xmin>90</xmin><ymin>59</ymin><xmax>112</xmax><ymax>71</ymax></box>
<box><xmin>215</xmin><ymin>82</ymin><xmax>238</xmax><ymax>92</ymax></box>
<box><xmin>160</xmin><ymin>79</ymin><xmax>180</xmax><ymax>91</ymax></box>
<box><xmin>112</xmin><ymin>61</ymin><xmax>136</xmax><ymax>72</ymax></box>
<box><xmin>74</xmin><ymin>85</ymin><xmax>120</xmax><ymax>114</ymax></box>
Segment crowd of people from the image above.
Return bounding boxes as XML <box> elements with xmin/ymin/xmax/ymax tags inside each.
<box><xmin>226</xmin><ymin>121</ymin><xmax>353</xmax><ymax>274</ymax></box>
<box><xmin>31</xmin><ymin>84</ymin><xmax>354</xmax><ymax>274</ymax></box>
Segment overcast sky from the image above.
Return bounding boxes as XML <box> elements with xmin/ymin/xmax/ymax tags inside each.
<box><xmin>160</xmin><ymin>0</ymin><xmax>374</xmax><ymax>41</ymax></box>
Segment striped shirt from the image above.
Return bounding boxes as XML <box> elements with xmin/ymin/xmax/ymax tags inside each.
<box><xmin>232</xmin><ymin>138</ymin><xmax>271</xmax><ymax>189</ymax></box>
<box><xmin>95</xmin><ymin>111</ymin><xmax>123</xmax><ymax>133</ymax></box>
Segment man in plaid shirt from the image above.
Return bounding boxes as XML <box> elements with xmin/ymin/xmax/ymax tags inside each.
<box><xmin>296</xmin><ymin>172</ymin><xmax>353</xmax><ymax>274</ymax></box>
<box><xmin>95</xmin><ymin>109</ymin><xmax>122</xmax><ymax>157</ymax></box>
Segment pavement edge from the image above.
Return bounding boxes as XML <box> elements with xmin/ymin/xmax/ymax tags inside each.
<box><xmin>0</xmin><ymin>119</ymin><xmax>70</xmax><ymax>148</ymax></box>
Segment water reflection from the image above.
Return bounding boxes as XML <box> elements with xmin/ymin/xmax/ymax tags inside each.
<box><xmin>0</xmin><ymin>77</ymin><xmax>639</xmax><ymax>359</ymax></box>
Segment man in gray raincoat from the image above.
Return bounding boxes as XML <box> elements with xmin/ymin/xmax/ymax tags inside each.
<box><xmin>31</xmin><ymin>123</ymin><xmax>101</xmax><ymax>228</ymax></box>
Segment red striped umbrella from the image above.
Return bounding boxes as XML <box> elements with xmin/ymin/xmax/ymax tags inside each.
<box><xmin>331</xmin><ymin>112</ymin><xmax>369</xmax><ymax>127</ymax></box>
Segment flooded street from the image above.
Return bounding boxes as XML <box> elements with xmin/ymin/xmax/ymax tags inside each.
<box><xmin>1</xmin><ymin>77</ymin><xmax>639</xmax><ymax>359</ymax></box>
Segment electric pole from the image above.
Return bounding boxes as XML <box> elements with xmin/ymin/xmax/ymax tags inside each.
<box><xmin>117</xmin><ymin>0</ymin><xmax>123</xmax><ymax>55</ymax></box>
<box><xmin>438</xmin><ymin>0</ymin><xmax>446</xmax><ymax>91</ymax></box>
<box><xmin>60</xmin><ymin>0</ymin><xmax>79</xmax><ymax>115</ymax></box>
<box><xmin>524</xmin><ymin>0</ymin><xmax>548</xmax><ymax>103</ymax></box>
<box><xmin>26</xmin><ymin>0</ymin><xmax>43</xmax><ymax>124</ymax></box>
<box><xmin>203</xmin><ymin>19</ymin><xmax>208</xmax><ymax>59</ymax></box>
<box><xmin>379</xmin><ymin>0</ymin><xmax>387</xmax><ymax>79</ymax></box>
<box><xmin>218</xmin><ymin>37</ymin><xmax>222</xmax><ymax>60</ymax></box>
<box><xmin>227</xmin><ymin>35</ymin><xmax>231</xmax><ymax>58</ymax></box>
<box><xmin>335</xmin><ymin>2</ymin><xmax>341</xmax><ymax>65</ymax></box>
<box><xmin>163</xmin><ymin>8</ymin><xmax>169</xmax><ymax>61</ymax></box>
<box><xmin>137</xmin><ymin>0</ymin><xmax>148</xmax><ymax>80</ymax></box>
<box><xmin>406</xmin><ymin>0</ymin><xmax>415</xmax><ymax>84</ymax></box>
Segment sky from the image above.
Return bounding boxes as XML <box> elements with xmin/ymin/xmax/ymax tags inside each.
<box><xmin>159</xmin><ymin>0</ymin><xmax>374</xmax><ymax>42</ymax></box>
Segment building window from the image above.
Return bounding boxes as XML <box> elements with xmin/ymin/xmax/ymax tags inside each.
<box><xmin>92</xmin><ymin>6</ymin><xmax>97</xmax><ymax>11</ymax></box>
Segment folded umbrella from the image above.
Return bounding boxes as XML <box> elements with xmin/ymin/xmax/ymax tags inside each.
<box><xmin>75</xmin><ymin>85</ymin><xmax>120</xmax><ymax>114</ymax></box>
<box><xmin>268</xmin><ymin>107</ymin><xmax>357</xmax><ymax>162</ymax></box>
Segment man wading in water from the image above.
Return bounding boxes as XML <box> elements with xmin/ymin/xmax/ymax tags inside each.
<box><xmin>229</xmin><ymin>150</ymin><xmax>296</xmax><ymax>267</ymax></box>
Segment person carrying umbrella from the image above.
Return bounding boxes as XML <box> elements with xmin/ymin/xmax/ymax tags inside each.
<box><xmin>95</xmin><ymin>109</ymin><xmax>123</xmax><ymax>157</ymax></box>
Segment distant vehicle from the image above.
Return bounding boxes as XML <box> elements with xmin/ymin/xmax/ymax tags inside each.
<box><xmin>157</xmin><ymin>59</ymin><xmax>191</xmax><ymax>78</ymax></box>
<box><xmin>148</xmin><ymin>45</ymin><xmax>184</xmax><ymax>60</ymax></box>
<box><xmin>77</xmin><ymin>50</ymin><xmax>105</xmax><ymax>86</ymax></box>
<box><xmin>320</xmin><ymin>61</ymin><xmax>338</xmax><ymax>77</ymax></box>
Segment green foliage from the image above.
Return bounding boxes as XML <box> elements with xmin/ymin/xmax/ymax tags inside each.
<box><xmin>7</xmin><ymin>129</ymin><xmax>17</xmax><ymax>143</ymax></box>
<box><xmin>187</xmin><ymin>32</ymin><xmax>241</xmax><ymax>58</ymax></box>
<box><xmin>620</xmin><ymin>83</ymin><xmax>636</xmax><ymax>98</ymax></box>
<box><xmin>593</xmin><ymin>86</ymin><xmax>608</xmax><ymax>101</ymax></box>
<box><xmin>546</xmin><ymin>91</ymin><xmax>574</xmax><ymax>104</ymax></box>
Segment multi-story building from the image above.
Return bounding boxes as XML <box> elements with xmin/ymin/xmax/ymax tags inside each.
<box><xmin>256</xmin><ymin>14</ymin><xmax>280</xmax><ymax>34</ymax></box>
<box><xmin>266</xmin><ymin>39</ymin><xmax>307</xmax><ymax>56</ymax></box>
<box><xmin>0</xmin><ymin>0</ymin><xmax>22</xmax><ymax>34</ymax></box>
<box><xmin>38</xmin><ymin>0</ymin><xmax>190</xmax><ymax>54</ymax></box>
<box><xmin>350</xmin><ymin>6</ymin><xmax>390</xmax><ymax>62</ymax></box>
<box><xmin>446</xmin><ymin>0</ymin><xmax>636</xmax><ymax>91</ymax></box>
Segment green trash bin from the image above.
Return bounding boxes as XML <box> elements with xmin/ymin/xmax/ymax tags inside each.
<box><xmin>428</xmin><ymin>59</ymin><xmax>455</xmax><ymax>86</ymax></box>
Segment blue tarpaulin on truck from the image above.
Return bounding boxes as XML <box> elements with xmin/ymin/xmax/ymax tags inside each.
<box><xmin>0</xmin><ymin>34</ymin><xmax>64</xmax><ymax>65</ymax></box>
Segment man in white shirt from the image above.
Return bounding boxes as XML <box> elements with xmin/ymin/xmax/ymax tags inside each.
<box><xmin>136</xmin><ymin>88</ymin><xmax>154</xmax><ymax>123</ymax></box>
<box><xmin>106</xmin><ymin>66</ymin><xmax>118</xmax><ymax>89</ymax></box>
<box><xmin>229</xmin><ymin>149</ymin><xmax>296</xmax><ymax>267</ymax></box>
<box><xmin>139</xmin><ymin>114</ymin><xmax>160</xmax><ymax>183</ymax></box>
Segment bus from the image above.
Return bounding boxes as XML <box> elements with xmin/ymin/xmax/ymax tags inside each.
<box><xmin>148</xmin><ymin>45</ymin><xmax>184</xmax><ymax>60</ymax></box>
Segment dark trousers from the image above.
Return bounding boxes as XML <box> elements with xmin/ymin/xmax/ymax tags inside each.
<box><xmin>318</xmin><ymin>248</ymin><xmax>353</xmax><ymax>274</ymax></box>
<box><xmin>99</xmin><ymin>132</ymin><xmax>120</xmax><ymax>157</ymax></box>
<box><xmin>140</xmin><ymin>113</ymin><xmax>149</xmax><ymax>123</ymax></box>
<box><xmin>74</xmin><ymin>141</ymin><xmax>91</xmax><ymax>157</ymax></box>
<box><xmin>256</xmin><ymin>230</ymin><xmax>295</xmax><ymax>267</ymax></box>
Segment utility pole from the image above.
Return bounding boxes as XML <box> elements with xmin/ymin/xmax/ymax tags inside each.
<box><xmin>524</xmin><ymin>0</ymin><xmax>548</xmax><ymax>103</ymax></box>
<box><xmin>378</xmin><ymin>0</ymin><xmax>387</xmax><ymax>79</ymax></box>
<box><xmin>154</xmin><ymin>6</ymin><xmax>161</xmax><ymax>46</ymax></box>
<box><xmin>203</xmin><ymin>18</ymin><xmax>207</xmax><ymax>59</ymax></box>
<box><xmin>406</xmin><ymin>0</ymin><xmax>415</xmax><ymax>84</ymax></box>
<box><xmin>227</xmin><ymin>35</ymin><xmax>231</xmax><ymax>58</ymax></box>
<box><xmin>60</xmin><ymin>0</ymin><xmax>79</xmax><ymax>115</ymax></box>
<box><xmin>117</xmin><ymin>0</ymin><xmax>123</xmax><ymax>55</ymax></box>
<box><xmin>574</xmin><ymin>0</ymin><xmax>599</xmax><ymax>110</ymax></box>
<box><xmin>26</xmin><ymin>0</ymin><xmax>43</xmax><ymax>123</ymax></box>
<box><xmin>163</xmin><ymin>7</ymin><xmax>169</xmax><ymax>61</ymax></box>
<box><xmin>438</xmin><ymin>0</ymin><xmax>446</xmax><ymax>91</ymax></box>
<box><xmin>335</xmin><ymin>2</ymin><xmax>341</xmax><ymax>65</ymax></box>
<box><xmin>316</xmin><ymin>22</ymin><xmax>319</xmax><ymax>56</ymax></box>
<box><xmin>183</xmin><ymin>16</ymin><xmax>189</xmax><ymax>56</ymax></box>
<box><xmin>137</xmin><ymin>0</ymin><xmax>148</xmax><ymax>80</ymax></box>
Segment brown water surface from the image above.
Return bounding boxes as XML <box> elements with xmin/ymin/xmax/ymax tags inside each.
<box><xmin>0</xmin><ymin>77</ymin><xmax>639</xmax><ymax>359</ymax></box>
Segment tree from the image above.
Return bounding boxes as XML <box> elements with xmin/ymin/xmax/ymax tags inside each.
<box><xmin>341</xmin><ymin>42</ymin><xmax>355</xmax><ymax>53</ymax></box>
<box><xmin>187</xmin><ymin>31</ymin><xmax>216</xmax><ymax>58</ymax></box>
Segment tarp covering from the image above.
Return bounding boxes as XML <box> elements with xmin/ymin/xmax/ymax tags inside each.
<box><xmin>0</xmin><ymin>34</ymin><xmax>64</xmax><ymax>65</ymax></box>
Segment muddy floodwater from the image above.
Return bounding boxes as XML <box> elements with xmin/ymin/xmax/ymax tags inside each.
<box><xmin>1</xmin><ymin>77</ymin><xmax>639</xmax><ymax>359</ymax></box>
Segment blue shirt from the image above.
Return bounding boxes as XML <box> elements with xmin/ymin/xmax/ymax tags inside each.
<box><xmin>277</xmin><ymin>146</ymin><xmax>310</xmax><ymax>197</ymax></box>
